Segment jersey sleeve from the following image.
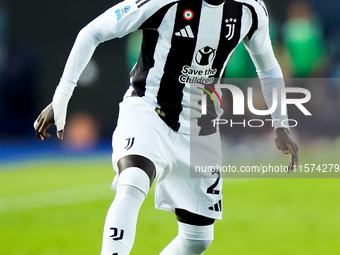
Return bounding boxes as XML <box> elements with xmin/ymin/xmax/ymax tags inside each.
<box><xmin>242</xmin><ymin>1</ymin><xmax>271</xmax><ymax>56</ymax></box>
<box><xmin>58</xmin><ymin>0</ymin><xmax>176</xmax><ymax>90</ymax></box>
<box><xmin>52</xmin><ymin>0</ymin><xmax>176</xmax><ymax>131</ymax></box>
<box><xmin>104</xmin><ymin>0</ymin><xmax>177</xmax><ymax>37</ymax></box>
<box><xmin>242</xmin><ymin>2</ymin><xmax>289</xmax><ymax>130</ymax></box>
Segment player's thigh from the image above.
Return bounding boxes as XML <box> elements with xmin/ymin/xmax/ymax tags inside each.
<box><xmin>155</xmin><ymin>132</ymin><xmax>223</xmax><ymax>220</ymax></box>
<box><xmin>112</xmin><ymin>96</ymin><xmax>169</xmax><ymax>177</ymax></box>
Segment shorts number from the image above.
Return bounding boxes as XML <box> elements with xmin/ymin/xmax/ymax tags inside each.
<box><xmin>207</xmin><ymin>170</ymin><xmax>221</xmax><ymax>195</ymax></box>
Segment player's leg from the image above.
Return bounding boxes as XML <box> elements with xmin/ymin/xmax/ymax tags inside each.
<box><xmin>159</xmin><ymin>209</ymin><xmax>214</xmax><ymax>255</ymax></box>
<box><xmin>156</xmin><ymin>131</ymin><xmax>222</xmax><ymax>255</ymax></box>
<box><xmin>100</xmin><ymin>95</ymin><xmax>170</xmax><ymax>254</ymax></box>
<box><xmin>100</xmin><ymin>155</ymin><xmax>156</xmax><ymax>255</ymax></box>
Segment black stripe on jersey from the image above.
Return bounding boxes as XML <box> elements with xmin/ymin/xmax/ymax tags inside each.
<box><xmin>197</xmin><ymin>93</ymin><xmax>218</xmax><ymax>136</ymax></box>
<box><xmin>139</xmin><ymin>2</ymin><xmax>178</xmax><ymax>30</ymax></box>
<box><xmin>242</xmin><ymin>3</ymin><xmax>258</xmax><ymax>40</ymax></box>
<box><xmin>157</xmin><ymin>0</ymin><xmax>202</xmax><ymax>131</ymax></box>
<box><xmin>131</xmin><ymin>3</ymin><xmax>177</xmax><ymax>96</ymax></box>
<box><xmin>130</xmin><ymin>30</ymin><xmax>159</xmax><ymax>96</ymax></box>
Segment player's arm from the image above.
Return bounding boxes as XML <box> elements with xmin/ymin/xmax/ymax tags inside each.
<box><xmin>34</xmin><ymin>0</ymin><xmax>152</xmax><ymax>140</ymax></box>
<box><xmin>249</xmin><ymin>50</ymin><xmax>299</xmax><ymax>172</ymax></box>
<box><xmin>34</xmin><ymin>0</ymin><xmax>175</xmax><ymax>140</ymax></box>
<box><xmin>34</xmin><ymin>8</ymin><xmax>119</xmax><ymax>140</ymax></box>
<box><xmin>250</xmin><ymin>49</ymin><xmax>299</xmax><ymax>171</ymax></box>
<box><xmin>242</xmin><ymin>4</ymin><xmax>298</xmax><ymax>171</ymax></box>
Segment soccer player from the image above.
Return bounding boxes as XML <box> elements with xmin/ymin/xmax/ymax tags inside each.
<box><xmin>34</xmin><ymin>0</ymin><xmax>299</xmax><ymax>254</ymax></box>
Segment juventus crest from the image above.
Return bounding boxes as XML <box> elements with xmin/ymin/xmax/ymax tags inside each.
<box><xmin>225</xmin><ymin>18</ymin><xmax>237</xmax><ymax>40</ymax></box>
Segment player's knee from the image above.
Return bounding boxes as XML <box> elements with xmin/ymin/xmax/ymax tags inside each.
<box><xmin>118</xmin><ymin>155</ymin><xmax>156</xmax><ymax>185</ymax></box>
<box><xmin>117</xmin><ymin>167</ymin><xmax>151</xmax><ymax>196</ymax></box>
<box><xmin>183</xmin><ymin>238</ymin><xmax>213</xmax><ymax>254</ymax></box>
<box><xmin>178</xmin><ymin>221</ymin><xmax>214</xmax><ymax>254</ymax></box>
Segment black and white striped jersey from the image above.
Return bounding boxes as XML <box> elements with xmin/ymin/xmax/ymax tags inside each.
<box><xmin>57</xmin><ymin>0</ymin><xmax>282</xmax><ymax>135</ymax></box>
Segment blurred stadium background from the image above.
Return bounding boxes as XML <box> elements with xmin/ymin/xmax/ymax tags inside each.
<box><xmin>1</xmin><ymin>0</ymin><xmax>340</xmax><ymax>254</ymax></box>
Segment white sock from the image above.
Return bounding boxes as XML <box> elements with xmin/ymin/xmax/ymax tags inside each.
<box><xmin>101</xmin><ymin>167</ymin><xmax>150</xmax><ymax>255</ymax></box>
<box><xmin>159</xmin><ymin>221</ymin><xmax>214</xmax><ymax>255</ymax></box>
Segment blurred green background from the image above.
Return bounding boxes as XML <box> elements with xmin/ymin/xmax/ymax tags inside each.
<box><xmin>1</xmin><ymin>142</ymin><xmax>340</xmax><ymax>254</ymax></box>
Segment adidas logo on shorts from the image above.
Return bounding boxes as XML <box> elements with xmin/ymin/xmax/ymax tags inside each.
<box><xmin>209</xmin><ymin>199</ymin><xmax>222</xmax><ymax>212</ymax></box>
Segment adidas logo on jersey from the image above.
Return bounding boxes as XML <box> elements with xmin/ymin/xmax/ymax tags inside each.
<box><xmin>175</xmin><ymin>25</ymin><xmax>194</xmax><ymax>38</ymax></box>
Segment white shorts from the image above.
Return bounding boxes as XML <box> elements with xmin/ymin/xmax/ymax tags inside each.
<box><xmin>111</xmin><ymin>96</ymin><xmax>223</xmax><ymax>220</ymax></box>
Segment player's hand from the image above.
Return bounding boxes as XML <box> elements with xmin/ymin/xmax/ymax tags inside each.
<box><xmin>275</xmin><ymin>128</ymin><xmax>299</xmax><ymax>173</ymax></box>
<box><xmin>34</xmin><ymin>103</ymin><xmax>64</xmax><ymax>141</ymax></box>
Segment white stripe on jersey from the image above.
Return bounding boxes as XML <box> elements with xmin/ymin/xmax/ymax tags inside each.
<box><xmin>179</xmin><ymin>1</ymin><xmax>224</xmax><ymax>134</ymax></box>
<box><xmin>144</xmin><ymin>4</ymin><xmax>178</xmax><ymax>107</ymax></box>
